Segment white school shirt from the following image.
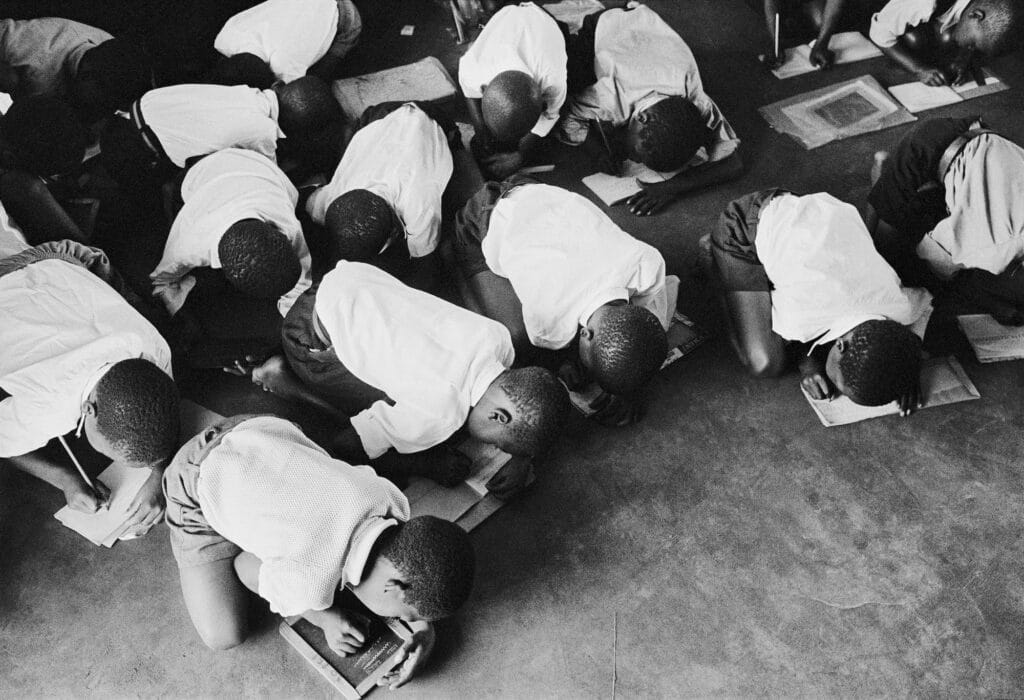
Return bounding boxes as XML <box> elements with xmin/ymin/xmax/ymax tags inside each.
<box><xmin>0</xmin><ymin>18</ymin><xmax>112</xmax><ymax>98</ymax></box>
<box><xmin>458</xmin><ymin>2</ymin><xmax>567</xmax><ymax>138</ymax></box>
<box><xmin>137</xmin><ymin>84</ymin><xmax>283</xmax><ymax>168</ymax></box>
<box><xmin>0</xmin><ymin>202</ymin><xmax>28</xmax><ymax>258</ymax></box>
<box><xmin>756</xmin><ymin>193</ymin><xmax>933</xmax><ymax>347</ymax></box>
<box><xmin>151</xmin><ymin>148</ymin><xmax>311</xmax><ymax>317</ymax></box>
<box><xmin>214</xmin><ymin>0</ymin><xmax>342</xmax><ymax>82</ymax></box>
<box><xmin>0</xmin><ymin>259</ymin><xmax>172</xmax><ymax>458</ymax></box>
<box><xmin>869</xmin><ymin>0</ymin><xmax>971</xmax><ymax>48</ymax></box>
<box><xmin>482</xmin><ymin>183</ymin><xmax>670</xmax><ymax>350</ymax></box>
<box><xmin>305</xmin><ymin>103</ymin><xmax>453</xmax><ymax>258</ymax></box>
<box><xmin>196</xmin><ymin>416</ymin><xmax>410</xmax><ymax>616</ymax></box>
<box><xmin>316</xmin><ymin>262</ymin><xmax>515</xmax><ymax>459</ymax></box>
<box><xmin>917</xmin><ymin>133</ymin><xmax>1024</xmax><ymax>279</ymax></box>
<box><xmin>565</xmin><ymin>6</ymin><xmax>739</xmax><ymax>166</ymax></box>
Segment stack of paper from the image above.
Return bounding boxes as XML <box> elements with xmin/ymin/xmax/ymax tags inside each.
<box><xmin>957</xmin><ymin>314</ymin><xmax>1024</xmax><ymax>362</ymax></box>
<box><xmin>54</xmin><ymin>463</ymin><xmax>153</xmax><ymax>546</ymax></box>
<box><xmin>802</xmin><ymin>356</ymin><xmax>980</xmax><ymax>427</ymax></box>
<box><xmin>331</xmin><ymin>57</ymin><xmax>457</xmax><ymax>120</ymax></box>
<box><xmin>888</xmin><ymin>69</ymin><xmax>1007</xmax><ymax>113</ymax></box>
<box><xmin>771</xmin><ymin>32</ymin><xmax>883</xmax><ymax>79</ymax></box>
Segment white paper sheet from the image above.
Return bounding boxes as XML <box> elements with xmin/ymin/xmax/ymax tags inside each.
<box><xmin>582</xmin><ymin>159</ymin><xmax>686</xmax><ymax>206</ymax></box>
<box><xmin>54</xmin><ymin>463</ymin><xmax>153</xmax><ymax>546</ymax></box>
<box><xmin>802</xmin><ymin>356</ymin><xmax>980</xmax><ymax>427</ymax></box>
<box><xmin>542</xmin><ymin>0</ymin><xmax>605</xmax><ymax>33</ymax></box>
<box><xmin>957</xmin><ymin>314</ymin><xmax>1024</xmax><ymax>363</ymax></box>
<box><xmin>888</xmin><ymin>83</ymin><xmax>962</xmax><ymax>113</ymax></box>
<box><xmin>771</xmin><ymin>32</ymin><xmax>882</xmax><ymax>79</ymax></box>
<box><xmin>331</xmin><ymin>57</ymin><xmax>457</xmax><ymax>119</ymax></box>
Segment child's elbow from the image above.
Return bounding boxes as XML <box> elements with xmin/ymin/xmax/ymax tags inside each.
<box><xmin>198</xmin><ymin>625</ymin><xmax>247</xmax><ymax>651</ymax></box>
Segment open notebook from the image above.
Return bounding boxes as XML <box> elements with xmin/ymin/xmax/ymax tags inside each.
<box><xmin>887</xmin><ymin>69</ymin><xmax>1007</xmax><ymax>113</ymax></box>
<box><xmin>770</xmin><ymin>32</ymin><xmax>882</xmax><ymax>80</ymax></box>
<box><xmin>957</xmin><ymin>314</ymin><xmax>1024</xmax><ymax>363</ymax></box>
<box><xmin>802</xmin><ymin>356</ymin><xmax>980</xmax><ymax>427</ymax></box>
<box><xmin>582</xmin><ymin>159</ymin><xmax>687</xmax><ymax>207</ymax></box>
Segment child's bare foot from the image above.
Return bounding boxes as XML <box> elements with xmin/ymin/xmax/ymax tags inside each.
<box><xmin>871</xmin><ymin>151</ymin><xmax>889</xmax><ymax>186</ymax></box>
<box><xmin>244</xmin><ymin>355</ymin><xmax>345</xmax><ymax>419</ymax></box>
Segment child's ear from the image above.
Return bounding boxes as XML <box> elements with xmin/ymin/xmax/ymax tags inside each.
<box><xmin>579</xmin><ymin>326</ymin><xmax>594</xmax><ymax>341</ymax></box>
<box><xmin>835</xmin><ymin>338</ymin><xmax>847</xmax><ymax>353</ymax></box>
<box><xmin>488</xmin><ymin>408</ymin><xmax>511</xmax><ymax>425</ymax></box>
<box><xmin>384</xmin><ymin>578</ymin><xmax>409</xmax><ymax>596</ymax></box>
<box><xmin>83</xmin><ymin>399</ymin><xmax>98</xmax><ymax>417</ymax></box>
<box><xmin>969</xmin><ymin>8</ymin><xmax>985</xmax><ymax>21</ymax></box>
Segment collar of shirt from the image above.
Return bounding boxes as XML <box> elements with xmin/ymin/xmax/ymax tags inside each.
<box><xmin>632</xmin><ymin>92</ymin><xmax>669</xmax><ymax>118</ymax></box>
<box><xmin>577</xmin><ymin>288</ymin><xmax>631</xmax><ymax>329</ymax></box>
<box><xmin>343</xmin><ymin>517</ymin><xmax>399</xmax><ymax>586</ymax></box>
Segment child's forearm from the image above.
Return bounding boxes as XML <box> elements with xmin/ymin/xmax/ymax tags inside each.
<box><xmin>880</xmin><ymin>43</ymin><xmax>932</xmax><ymax>74</ymax></box>
<box><xmin>517</xmin><ymin>133</ymin><xmax>543</xmax><ymax>162</ymax></box>
<box><xmin>663</xmin><ymin>151</ymin><xmax>744</xmax><ymax>196</ymax></box>
<box><xmin>464</xmin><ymin>97</ymin><xmax>486</xmax><ymax>133</ymax></box>
<box><xmin>6</xmin><ymin>450</ymin><xmax>83</xmax><ymax>491</ymax></box>
<box><xmin>816</xmin><ymin>0</ymin><xmax>846</xmax><ymax>47</ymax></box>
<box><xmin>1</xmin><ymin>171</ymin><xmax>86</xmax><ymax>244</ymax></box>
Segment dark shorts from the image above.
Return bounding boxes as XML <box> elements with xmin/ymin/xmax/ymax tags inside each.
<box><xmin>163</xmin><ymin>415</ymin><xmax>256</xmax><ymax>568</ymax></box>
<box><xmin>281</xmin><ymin>285</ymin><xmax>388</xmax><ymax>416</ymax></box>
<box><xmin>563</xmin><ymin>9</ymin><xmax>603</xmax><ymax>92</ymax></box>
<box><xmin>451</xmin><ymin>175</ymin><xmax>536</xmax><ymax>279</ymax></box>
<box><xmin>710</xmin><ymin>189</ymin><xmax>788</xmax><ymax>292</ymax></box>
<box><xmin>867</xmin><ymin>116</ymin><xmax>977</xmax><ymax>237</ymax></box>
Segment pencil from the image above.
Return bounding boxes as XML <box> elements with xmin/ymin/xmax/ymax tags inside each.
<box><xmin>58</xmin><ymin>435</ymin><xmax>105</xmax><ymax>506</ymax></box>
<box><xmin>774</xmin><ymin>12</ymin><xmax>780</xmax><ymax>62</ymax></box>
<box><xmin>595</xmin><ymin>120</ymin><xmax>614</xmax><ymax>159</ymax></box>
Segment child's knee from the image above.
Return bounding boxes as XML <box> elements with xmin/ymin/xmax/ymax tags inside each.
<box><xmin>744</xmin><ymin>347</ymin><xmax>787</xmax><ymax>378</ymax></box>
<box><xmin>198</xmin><ymin>623</ymin><xmax>247</xmax><ymax>651</ymax></box>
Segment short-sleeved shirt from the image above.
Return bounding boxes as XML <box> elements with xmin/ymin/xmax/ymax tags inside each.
<box><xmin>869</xmin><ymin>0</ymin><xmax>971</xmax><ymax>47</ymax></box>
<box><xmin>316</xmin><ymin>262</ymin><xmax>515</xmax><ymax>459</ymax></box>
<box><xmin>0</xmin><ymin>18</ymin><xmax>112</xmax><ymax>99</ymax></box>
<box><xmin>755</xmin><ymin>192</ymin><xmax>933</xmax><ymax>347</ymax></box>
<box><xmin>179</xmin><ymin>415</ymin><xmax>410</xmax><ymax>616</ymax></box>
<box><xmin>482</xmin><ymin>183</ymin><xmax>670</xmax><ymax>349</ymax></box>
<box><xmin>458</xmin><ymin>2</ymin><xmax>567</xmax><ymax>138</ymax></box>
<box><xmin>918</xmin><ymin>133</ymin><xmax>1024</xmax><ymax>279</ymax></box>
<box><xmin>0</xmin><ymin>258</ymin><xmax>172</xmax><ymax>458</ymax></box>
<box><xmin>565</xmin><ymin>6</ymin><xmax>739</xmax><ymax>167</ymax></box>
<box><xmin>305</xmin><ymin>103</ymin><xmax>453</xmax><ymax>258</ymax></box>
<box><xmin>137</xmin><ymin>84</ymin><xmax>282</xmax><ymax>168</ymax></box>
<box><xmin>151</xmin><ymin>148</ymin><xmax>311</xmax><ymax>317</ymax></box>
<box><xmin>214</xmin><ymin>0</ymin><xmax>360</xmax><ymax>82</ymax></box>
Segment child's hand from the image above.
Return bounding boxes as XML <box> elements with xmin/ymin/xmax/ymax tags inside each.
<box><xmin>898</xmin><ymin>380</ymin><xmax>922</xmax><ymax>417</ymax></box>
<box><xmin>809</xmin><ymin>44</ymin><xmax>834</xmax><ymax>69</ymax></box>
<box><xmin>590</xmin><ymin>392</ymin><xmax>643</xmax><ymax>427</ymax></box>
<box><xmin>627</xmin><ymin>179</ymin><xmax>675</xmax><ymax>216</ymax></box>
<box><xmin>800</xmin><ymin>371</ymin><xmax>833</xmax><ymax>400</ymax></box>
<box><xmin>62</xmin><ymin>479</ymin><xmax>111</xmax><ymax>514</ymax></box>
<box><xmin>421</xmin><ymin>445</ymin><xmax>472</xmax><ymax>487</ymax></box>
<box><xmin>121</xmin><ymin>468</ymin><xmax>166</xmax><ymax>538</ymax></box>
<box><xmin>316</xmin><ymin>607</ymin><xmax>368</xmax><ymax>656</ymax></box>
<box><xmin>485</xmin><ymin>455</ymin><xmax>533</xmax><ymax>501</ymax></box>
<box><xmin>760</xmin><ymin>51</ymin><xmax>784</xmax><ymax>70</ymax></box>
<box><xmin>916</xmin><ymin>67</ymin><xmax>948</xmax><ymax>86</ymax></box>
<box><xmin>379</xmin><ymin>623</ymin><xmax>435</xmax><ymax>690</ymax></box>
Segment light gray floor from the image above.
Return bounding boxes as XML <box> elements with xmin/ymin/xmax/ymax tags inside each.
<box><xmin>4</xmin><ymin>0</ymin><xmax>1024</xmax><ymax>696</ymax></box>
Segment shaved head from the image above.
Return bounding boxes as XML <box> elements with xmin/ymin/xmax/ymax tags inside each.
<box><xmin>481</xmin><ymin>70</ymin><xmax>542</xmax><ymax>145</ymax></box>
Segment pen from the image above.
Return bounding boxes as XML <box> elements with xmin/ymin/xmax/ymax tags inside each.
<box><xmin>58</xmin><ymin>435</ymin><xmax>108</xmax><ymax>509</ymax></box>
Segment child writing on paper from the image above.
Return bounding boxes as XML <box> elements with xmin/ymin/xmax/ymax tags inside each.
<box><xmin>560</xmin><ymin>5</ymin><xmax>742</xmax><ymax>216</ymax></box>
<box><xmin>710</xmin><ymin>190</ymin><xmax>933</xmax><ymax>413</ymax></box>
<box><xmin>164</xmin><ymin>413</ymin><xmax>474</xmax><ymax>692</ymax></box>
<box><xmin>232</xmin><ymin>262</ymin><xmax>570</xmax><ymax>499</ymax></box>
<box><xmin>0</xmin><ymin>240</ymin><xmax>179</xmax><ymax>532</ymax></box>
<box><xmin>213</xmin><ymin>0</ymin><xmax>362</xmax><ymax>84</ymax></box>
<box><xmin>869</xmin><ymin>0</ymin><xmax>1024</xmax><ymax>86</ymax></box>
<box><xmin>452</xmin><ymin>177</ymin><xmax>670</xmax><ymax>426</ymax></box>
<box><xmin>761</xmin><ymin>0</ymin><xmax>851</xmax><ymax>68</ymax></box>
<box><xmin>867</xmin><ymin>117</ymin><xmax>1024</xmax><ymax>323</ymax></box>
<box><xmin>458</xmin><ymin>2</ymin><xmax>569</xmax><ymax>179</ymax></box>
<box><xmin>304</xmin><ymin>102</ymin><xmax>458</xmax><ymax>292</ymax></box>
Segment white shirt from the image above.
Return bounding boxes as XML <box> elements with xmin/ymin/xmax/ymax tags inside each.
<box><xmin>458</xmin><ymin>2</ymin><xmax>567</xmax><ymax>138</ymax></box>
<box><xmin>196</xmin><ymin>416</ymin><xmax>410</xmax><ymax>616</ymax></box>
<box><xmin>317</xmin><ymin>262</ymin><xmax>514</xmax><ymax>459</ymax></box>
<box><xmin>756</xmin><ymin>193</ymin><xmax>933</xmax><ymax>346</ymax></box>
<box><xmin>0</xmin><ymin>201</ymin><xmax>28</xmax><ymax>258</ymax></box>
<box><xmin>152</xmin><ymin>148</ymin><xmax>311</xmax><ymax>317</ymax></box>
<box><xmin>565</xmin><ymin>6</ymin><xmax>739</xmax><ymax>166</ymax></box>
<box><xmin>918</xmin><ymin>133</ymin><xmax>1024</xmax><ymax>279</ymax></box>
<box><xmin>305</xmin><ymin>103</ymin><xmax>453</xmax><ymax>258</ymax></box>
<box><xmin>138</xmin><ymin>84</ymin><xmax>282</xmax><ymax>168</ymax></box>
<box><xmin>214</xmin><ymin>0</ymin><xmax>339</xmax><ymax>83</ymax></box>
<box><xmin>0</xmin><ymin>259</ymin><xmax>172</xmax><ymax>458</ymax></box>
<box><xmin>869</xmin><ymin>0</ymin><xmax>971</xmax><ymax>48</ymax></box>
<box><xmin>483</xmin><ymin>183</ymin><xmax>670</xmax><ymax>349</ymax></box>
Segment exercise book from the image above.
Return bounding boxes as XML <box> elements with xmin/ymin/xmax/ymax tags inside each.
<box><xmin>957</xmin><ymin>314</ymin><xmax>1024</xmax><ymax>363</ymax></box>
<box><xmin>332</xmin><ymin>57</ymin><xmax>457</xmax><ymax>120</ymax></box>
<box><xmin>280</xmin><ymin>589</ymin><xmax>412</xmax><ymax>700</ymax></box>
<box><xmin>802</xmin><ymin>356</ymin><xmax>980</xmax><ymax>427</ymax></box>
<box><xmin>888</xmin><ymin>69</ymin><xmax>1007</xmax><ymax>113</ymax></box>
<box><xmin>770</xmin><ymin>32</ymin><xmax>882</xmax><ymax>79</ymax></box>
<box><xmin>759</xmin><ymin>75</ymin><xmax>916</xmax><ymax>149</ymax></box>
<box><xmin>582</xmin><ymin>159</ymin><xmax>687</xmax><ymax>206</ymax></box>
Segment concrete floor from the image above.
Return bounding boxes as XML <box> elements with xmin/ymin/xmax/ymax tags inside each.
<box><xmin>4</xmin><ymin>0</ymin><xmax>1024</xmax><ymax>697</ymax></box>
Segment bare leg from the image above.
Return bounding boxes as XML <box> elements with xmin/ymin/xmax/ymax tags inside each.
<box><xmin>250</xmin><ymin>355</ymin><xmax>345</xmax><ymax>421</ymax></box>
<box><xmin>177</xmin><ymin>558</ymin><xmax>250</xmax><ymax>650</ymax></box>
<box><xmin>719</xmin><ymin>290</ymin><xmax>788</xmax><ymax>378</ymax></box>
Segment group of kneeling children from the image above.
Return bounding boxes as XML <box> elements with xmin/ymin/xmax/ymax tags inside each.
<box><xmin>1</xmin><ymin>0</ymin><xmax>1022</xmax><ymax>686</ymax></box>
